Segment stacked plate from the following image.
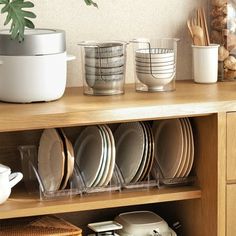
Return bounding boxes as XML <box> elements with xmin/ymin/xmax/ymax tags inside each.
<box><xmin>114</xmin><ymin>122</ymin><xmax>154</xmax><ymax>184</ymax></box>
<box><xmin>38</xmin><ymin>128</ymin><xmax>75</xmax><ymax>192</ymax></box>
<box><xmin>152</xmin><ymin>118</ymin><xmax>194</xmax><ymax>179</ymax></box>
<box><xmin>83</xmin><ymin>42</ymin><xmax>127</xmax><ymax>95</ymax></box>
<box><xmin>74</xmin><ymin>125</ymin><xmax>116</xmax><ymax>188</ymax></box>
<box><xmin>135</xmin><ymin>48</ymin><xmax>176</xmax><ymax>90</ymax></box>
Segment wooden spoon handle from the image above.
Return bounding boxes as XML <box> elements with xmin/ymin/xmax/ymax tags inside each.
<box><xmin>187</xmin><ymin>20</ymin><xmax>193</xmax><ymax>40</ymax></box>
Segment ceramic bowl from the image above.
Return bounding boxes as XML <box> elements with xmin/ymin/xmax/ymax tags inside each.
<box><xmin>86</xmin><ymin>74</ymin><xmax>123</xmax><ymax>88</ymax></box>
<box><xmin>85</xmin><ymin>55</ymin><xmax>125</xmax><ymax>68</ymax></box>
<box><xmin>85</xmin><ymin>43</ymin><xmax>124</xmax><ymax>58</ymax></box>
<box><xmin>85</xmin><ymin>65</ymin><xmax>124</xmax><ymax>76</ymax></box>
<box><xmin>135</xmin><ymin>56</ymin><xmax>174</xmax><ymax>64</ymax></box>
<box><xmin>136</xmin><ymin>64</ymin><xmax>175</xmax><ymax>73</ymax></box>
<box><xmin>136</xmin><ymin>71</ymin><xmax>175</xmax><ymax>90</ymax></box>
<box><xmin>135</xmin><ymin>48</ymin><xmax>174</xmax><ymax>59</ymax></box>
<box><xmin>86</xmin><ymin>76</ymin><xmax>124</xmax><ymax>95</ymax></box>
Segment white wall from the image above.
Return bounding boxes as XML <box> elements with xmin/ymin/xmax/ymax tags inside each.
<box><xmin>0</xmin><ymin>0</ymin><xmax>207</xmax><ymax>87</ymax></box>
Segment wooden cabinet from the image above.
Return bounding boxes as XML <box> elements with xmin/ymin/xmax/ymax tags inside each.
<box><xmin>226</xmin><ymin>113</ymin><xmax>236</xmax><ymax>181</ymax></box>
<box><xmin>226</xmin><ymin>112</ymin><xmax>236</xmax><ymax>236</ymax></box>
<box><xmin>1</xmin><ymin>81</ymin><xmax>236</xmax><ymax>235</ymax></box>
<box><xmin>227</xmin><ymin>185</ymin><xmax>236</xmax><ymax>236</ymax></box>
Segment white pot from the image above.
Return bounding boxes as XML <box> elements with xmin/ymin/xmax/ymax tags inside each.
<box><xmin>0</xmin><ymin>29</ymin><xmax>75</xmax><ymax>103</ymax></box>
<box><xmin>0</xmin><ymin>164</ymin><xmax>23</xmax><ymax>204</ymax></box>
<box><xmin>0</xmin><ymin>52</ymin><xmax>75</xmax><ymax>103</ymax></box>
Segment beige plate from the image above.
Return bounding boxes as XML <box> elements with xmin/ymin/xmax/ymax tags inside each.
<box><xmin>174</xmin><ymin>118</ymin><xmax>188</xmax><ymax>178</ymax></box>
<box><xmin>38</xmin><ymin>129</ymin><xmax>65</xmax><ymax>192</ymax></box>
<box><xmin>178</xmin><ymin>118</ymin><xmax>191</xmax><ymax>177</ymax></box>
<box><xmin>59</xmin><ymin>129</ymin><xmax>75</xmax><ymax>190</ymax></box>
<box><xmin>153</xmin><ymin>119</ymin><xmax>184</xmax><ymax>179</ymax></box>
<box><xmin>185</xmin><ymin>118</ymin><xmax>194</xmax><ymax>176</ymax></box>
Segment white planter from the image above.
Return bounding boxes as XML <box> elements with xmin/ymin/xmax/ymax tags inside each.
<box><xmin>0</xmin><ymin>52</ymin><xmax>74</xmax><ymax>103</ymax></box>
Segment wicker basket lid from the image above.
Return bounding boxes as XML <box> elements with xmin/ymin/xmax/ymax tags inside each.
<box><xmin>0</xmin><ymin>216</ymin><xmax>82</xmax><ymax>236</ymax></box>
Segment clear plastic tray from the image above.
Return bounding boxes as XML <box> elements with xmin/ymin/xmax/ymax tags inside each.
<box><xmin>115</xmin><ymin>164</ymin><xmax>157</xmax><ymax>190</ymax></box>
<box><xmin>18</xmin><ymin>145</ymin><xmax>82</xmax><ymax>200</ymax></box>
<box><xmin>18</xmin><ymin>145</ymin><xmax>121</xmax><ymax>200</ymax></box>
<box><xmin>74</xmin><ymin>162</ymin><xmax>121</xmax><ymax>194</ymax></box>
<box><xmin>151</xmin><ymin>160</ymin><xmax>196</xmax><ymax>188</ymax></box>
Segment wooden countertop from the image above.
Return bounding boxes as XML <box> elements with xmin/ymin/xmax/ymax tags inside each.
<box><xmin>1</xmin><ymin>80</ymin><xmax>236</xmax><ymax>132</ymax></box>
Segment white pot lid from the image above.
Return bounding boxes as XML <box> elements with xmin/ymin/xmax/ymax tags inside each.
<box><xmin>0</xmin><ymin>29</ymin><xmax>65</xmax><ymax>56</ymax></box>
<box><xmin>0</xmin><ymin>164</ymin><xmax>11</xmax><ymax>175</ymax></box>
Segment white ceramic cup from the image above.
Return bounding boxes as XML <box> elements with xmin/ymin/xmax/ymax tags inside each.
<box><xmin>192</xmin><ymin>44</ymin><xmax>219</xmax><ymax>83</ymax></box>
<box><xmin>0</xmin><ymin>164</ymin><xmax>23</xmax><ymax>204</ymax></box>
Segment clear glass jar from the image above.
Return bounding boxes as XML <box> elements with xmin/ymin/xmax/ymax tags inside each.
<box><xmin>78</xmin><ymin>41</ymin><xmax>128</xmax><ymax>96</ymax></box>
<box><xmin>131</xmin><ymin>38</ymin><xmax>179</xmax><ymax>92</ymax></box>
<box><xmin>210</xmin><ymin>0</ymin><xmax>236</xmax><ymax>81</ymax></box>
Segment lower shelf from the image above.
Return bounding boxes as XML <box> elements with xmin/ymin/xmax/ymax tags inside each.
<box><xmin>0</xmin><ymin>186</ymin><xmax>202</xmax><ymax>219</ymax></box>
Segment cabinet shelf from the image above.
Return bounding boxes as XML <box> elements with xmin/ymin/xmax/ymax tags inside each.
<box><xmin>0</xmin><ymin>186</ymin><xmax>201</xmax><ymax>219</ymax></box>
<box><xmin>0</xmin><ymin>81</ymin><xmax>236</xmax><ymax>132</ymax></box>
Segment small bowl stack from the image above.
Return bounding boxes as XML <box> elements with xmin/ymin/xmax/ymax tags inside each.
<box><xmin>84</xmin><ymin>42</ymin><xmax>126</xmax><ymax>95</ymax></box>
<box><xmin>135</xmin><ymin>48</ymin><xmax>176</xmax><ymax>91</ymax></box>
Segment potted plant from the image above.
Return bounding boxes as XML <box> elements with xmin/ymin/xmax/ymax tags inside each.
<box><xmin>0</xmin><ymin>0</ymin><xmax>97</xmax><ymax>42</ymax></box>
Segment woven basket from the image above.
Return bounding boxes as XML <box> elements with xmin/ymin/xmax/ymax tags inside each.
<box><xmin>0</xmin><ymin>216</ymin><xmax>82</xmax><ymax>236</ymax></box>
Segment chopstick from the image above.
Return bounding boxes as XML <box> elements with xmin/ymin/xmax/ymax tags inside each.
<box><xmin>197</xmin><ymin>8</ymin><xmax>206</xmax><ymax>45</ymax></box>
<box><xmin>200</xmin><ymin>7</ymin><xmax>210</xmax><ymax>46</ymax></box>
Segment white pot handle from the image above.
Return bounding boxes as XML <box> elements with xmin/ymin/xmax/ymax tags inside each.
<box><xmin>66</xmin><ymin>54</ymin><xmax>76</xmax><ymax>62</ymax></box>
<box><xmin>9</xmin><ymin>172</ymin><xmax>23</xmax><ymax>189</ymax></box>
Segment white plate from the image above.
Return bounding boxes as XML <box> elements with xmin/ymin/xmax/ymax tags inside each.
<box><xmin>38</xmin><ymin>129</ymin><xmax>65</xmax><ymax>192</ymax></box>
<box><xmin>174</xmin><ymin>119</ymin><xmax>188</xmax><ymax>178</ymax></box>
<box><xmin>95</xmin><ymin>125</ymin><xmax>110</xmax><ymax>187</ymax></box>
<box><xmin>74</xmin><ymin>126</ymin><xmax>104</xmax><ymax>188</ymax></box>
<box><xmin>103</xmin><ymin>124</ymin><xmax>116</xmax><ymax>186</ymax></box>
<box><xmin>88</xmin><ymin>221</ymin><xmax>122</xmax><ymax>232</ymax></box>
<box><xmin>185</xmin><ymin>118</ymin><xmax>194</xmax><ymax>177</ymax></box>
<box><xmin>114</xmin><ymin>122</ymin><xmax>145</xmax><ymax>184</ymax></box>
<box><xmin>131</xmin><ymin>122</ymin><xmax>149</xmax><ymax>183</ymax></box>
<box><xmin>153</xmin><ymin>119</ymin><xmax>184</xmax><ymax>178</ymax></box>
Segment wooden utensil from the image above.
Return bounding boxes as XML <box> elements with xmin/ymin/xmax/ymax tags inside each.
<box><xmin>187</xmin><ymin>19</ymin><xmax>193</xmax><ymax>41</ymax></box>
<box><xmin>190</xmin><ymin>19</ymin><xmax>205</xmax><ymax>46</ymax></box>
<box><xmin>200</xmin><ymin>7</ymin><xmax>210</xmax><ymax>46</ymax></box>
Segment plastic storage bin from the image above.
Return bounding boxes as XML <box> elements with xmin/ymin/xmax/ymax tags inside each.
<box><xmin>131</xmin><ymin>38</ymin><xmax>179</xmax><ymax>92</ymax></box>
<box><xmin>78</xmin><ymin>41</ymin><xmax>128</xmax><ymax>96</ymax></box>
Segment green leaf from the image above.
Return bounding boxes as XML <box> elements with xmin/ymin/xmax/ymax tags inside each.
<box><xmin>4</xmin><ymin>12</ymin><xmax>11</xmax><ymax>25</ymax></box>
<box><xmin>0</xmin><ymin>0</ymin><xmax>35</xmax><ymax>42</ymax></box>
<box><xmin>0</xmin><ymin>0</ymin><xmax>9</xmax><ymax>5</ymax></box>
<box><xmin>84</xmin><ymin>0</ymin><xmax>98</xmax><ymax>8</ymax></box>
<box><xmin>24</xmin><ymin>18</ymin><xmax>33</xmax><ymax>28</ymax></box>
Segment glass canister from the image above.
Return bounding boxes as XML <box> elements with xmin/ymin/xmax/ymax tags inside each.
<box><xmin>210</xmin><ymin>1</ymin><xmax>236</xmax><ymax>81</ymax></box>
<box><xmin>78</xmin><ymin>41</ymin><xmax>128</xmax><ymax>95</ymax></box>
<box><xmin>131</xmin><ymin>38</ymin><xmax>179</xmax><ymax>92</ymax></box>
